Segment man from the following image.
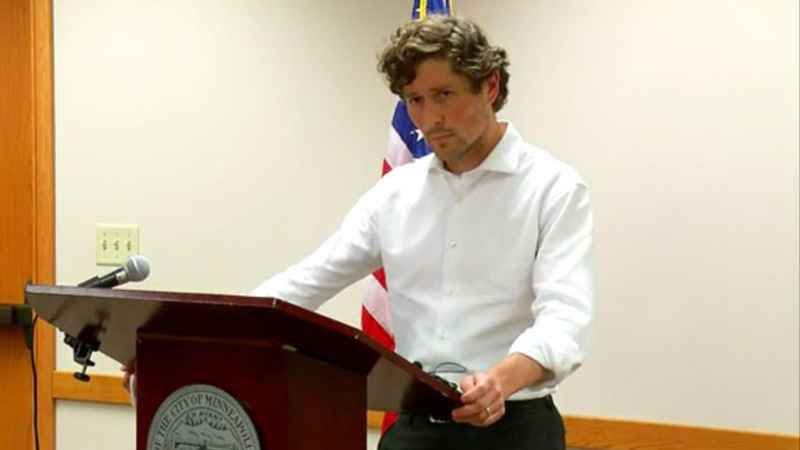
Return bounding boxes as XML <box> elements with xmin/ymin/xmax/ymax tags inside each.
<box><xmin>250</xmin><ymin>15</ymin><xmax>594</xmax><ymax>450</ymax></box>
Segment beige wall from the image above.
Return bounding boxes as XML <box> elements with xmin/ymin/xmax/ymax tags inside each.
<box><xmin>53</xmin><ymin>1</ymin><xmax>798</xmax><ymax>449</ymax></box>
<box><xmin>468</xmin><ymin>0</ymin><xmax>799</xmax><ymax>435</ymax></box>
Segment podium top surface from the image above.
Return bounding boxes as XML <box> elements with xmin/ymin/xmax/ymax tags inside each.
<box><xmin>26</xmin><ymin>284</ymin><xmax>461</xmax><ymax>414</ymax></box>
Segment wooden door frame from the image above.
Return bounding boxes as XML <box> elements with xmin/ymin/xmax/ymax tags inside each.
<box><xmin>33</xmin><ymin>1</ymin><xmax>56</xmax><ymax>449</ymax></box>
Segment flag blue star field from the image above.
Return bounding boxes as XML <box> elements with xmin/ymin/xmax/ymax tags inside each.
<box><xmin>360</xmin><ymin>0</ymin><xmax>452</xmax><ymax>434</ymax></box>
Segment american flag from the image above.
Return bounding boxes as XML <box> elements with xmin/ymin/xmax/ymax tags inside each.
<box><xmin>361</xmin><ymin>0</ymin><xmax>453</xmax><ymax>433</ymax></box>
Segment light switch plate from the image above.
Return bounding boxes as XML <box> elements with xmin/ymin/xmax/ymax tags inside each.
<box><xmin>96</xmin><ymin>223</ymin><xmax>140</xmax><ymax>266</ymax></box>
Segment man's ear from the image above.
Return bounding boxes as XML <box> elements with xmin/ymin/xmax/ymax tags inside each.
<box><xmin>483</xmin><ymin>70</ymin><xmax>500</xmax><ymax>107</ymax></box>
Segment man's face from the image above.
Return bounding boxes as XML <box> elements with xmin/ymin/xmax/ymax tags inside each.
<box><xmin>401</xmin><ymin>58</ymin><xmax>497</xmax><ymax>171</ymax></box>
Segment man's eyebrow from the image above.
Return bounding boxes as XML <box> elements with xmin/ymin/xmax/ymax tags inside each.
<box><xmin>403</xmin><ymin>84</ymin><xmax>454</xmax><ymax>98</ymax></box>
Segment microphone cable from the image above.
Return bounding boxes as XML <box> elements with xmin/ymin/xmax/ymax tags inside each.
<box><xmin>29</xmin><ymin>314</ymin><xmax>40</xmax><ymax>450</ymax></box>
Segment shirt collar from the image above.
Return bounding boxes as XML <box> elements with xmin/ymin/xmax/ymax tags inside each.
<box><xmin>427</xmin><ymin>121</ymin><xmax>521</xmax><ymax>175</ymax></box>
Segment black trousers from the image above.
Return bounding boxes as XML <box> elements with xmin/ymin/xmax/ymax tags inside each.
<box><xmin>378</xmin><ymin>396</ymin><xmax>566</xmax><ymax>450</ymax></box>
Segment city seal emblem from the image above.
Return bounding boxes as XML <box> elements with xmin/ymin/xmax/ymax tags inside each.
<box><xmin>147</xmin><ymin>384</ymin><xmax>261</xmax><ymax>450</ymax></box>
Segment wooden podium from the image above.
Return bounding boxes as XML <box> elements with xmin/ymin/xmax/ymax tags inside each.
<box><xmin>25</xmin><ymin>284</ymin><xmax>461</xmax><ymax>450</ymax></box>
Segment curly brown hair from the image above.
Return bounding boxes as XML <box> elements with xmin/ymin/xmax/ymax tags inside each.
<box><xmin>378</xmin><ymin>15</ymin><xmax>510</xmax><ymax>112</ymax></box>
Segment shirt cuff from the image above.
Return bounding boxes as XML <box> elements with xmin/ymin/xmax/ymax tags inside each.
<box><xmin>508</xmin><ymin>330</ymin><xmax>585</xmax><ymax>387</ymax></box>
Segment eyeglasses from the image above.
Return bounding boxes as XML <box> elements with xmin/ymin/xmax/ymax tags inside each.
<box><xmin>431</xmin><ymin>361</ymin><xmax>468</xmax><ymax>375</ymax></box>
<box><xmin>429</xmin><ymin>361</ymin><xmax>468</xmax><ymax>392</ymax></box>
<box><xmin>426</xmin><ymin>361</ymin><xmax>468</xmax><ymax>424</ymax></box>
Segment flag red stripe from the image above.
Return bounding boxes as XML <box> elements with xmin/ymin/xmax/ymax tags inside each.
<box><xmin>381</xmin><ymin>412</ymin><xmax>399</xmax><ymax>434</ymax></box>
<box><xmin>372</xmin><ymin>268</ymin><xmax>387</xmax><ymax>290</ymax></box>
<box><xmin>361</xmin><ymin>306</ymin><xmax>395</xmax><ymax>350</ymax></box>
<box><xmin>382</xmin><ymin>158</ymin><xmax>393</xmax><ymax>176</ymax></box>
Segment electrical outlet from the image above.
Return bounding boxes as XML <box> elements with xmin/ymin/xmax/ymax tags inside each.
<box><xmin>96</xmin><ymin>223</ymin><xmax>140</xmax><ymax>266</ymax></box>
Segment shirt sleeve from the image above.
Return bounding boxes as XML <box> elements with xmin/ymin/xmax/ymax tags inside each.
<box><xmin>508</xmin><ymin>180</ymin><xmax>594</xmax><ymax>387</ymax></box>
<box><xmin>249</xmin><ymin>186</ymin><xmax>383</xmax><ymax>310</ymax></box>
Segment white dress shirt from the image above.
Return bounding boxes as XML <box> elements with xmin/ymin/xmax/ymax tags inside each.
<box><xmin>252</xmin><ymin>122</ymin><xmax>594</xmax><ymax>400</ymax></box>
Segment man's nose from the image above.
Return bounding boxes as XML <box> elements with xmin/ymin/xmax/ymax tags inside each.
<box><xmin>421</xmin><ymin>106</ymin><xmax>444</xmax><ymax>132</ymax></box>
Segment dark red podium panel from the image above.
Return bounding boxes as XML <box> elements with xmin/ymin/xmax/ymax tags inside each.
<box><xmin>26</xmin><ymin>284</ymin><xmax>461</xmax><ymax>450</ymax></box>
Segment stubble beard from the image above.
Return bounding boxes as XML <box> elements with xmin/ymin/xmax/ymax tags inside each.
<box><xmin>434</xmin><ymin>134</ymin><xmax>480</xmax><ymax>173</ymax></box>
<box><xmin>440</xmin><ymin>125</ymin><xmax>488</xmax><ymax>167</ymax></box>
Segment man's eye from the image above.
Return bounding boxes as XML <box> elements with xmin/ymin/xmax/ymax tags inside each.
<box><xmin>435</xmin><ymin>91</ymin><xmax>453</xmax><ymax>101</ymax></box>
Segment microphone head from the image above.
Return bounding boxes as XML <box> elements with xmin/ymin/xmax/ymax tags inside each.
<box><xmin>124</xmin><ymin>255</ymin><xmax>150</xmax><ymax>282</ymax></box>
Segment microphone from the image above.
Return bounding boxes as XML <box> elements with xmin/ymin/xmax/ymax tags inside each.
<box><xmin>78</xmin><ymin>255</ymin><xmax>151</xmax><ymax>288</ymax></box>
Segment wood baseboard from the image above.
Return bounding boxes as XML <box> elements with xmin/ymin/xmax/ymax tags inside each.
<box><xmin>365</xmin><ymin>410</ymin><xmax>799</xmax><ymax>449</ymax></box>
<box><xmin>367</xmin><ymin>410</ymin><xmax>384</xmax><ymax>429</ymax></box>
<box><xmin>53</xmin><ymin>372</ymin><xmax>130</xmax><ymax>405</ymax></box>
<box><xmin>564</xmin><ymin>415</ymin><xmax>799</xmax><ymax>450</ymax></box>
<box><xmin>53</xmin><ymin>372</ymin><xmax>799</xmax><ymax>450</ymax></box>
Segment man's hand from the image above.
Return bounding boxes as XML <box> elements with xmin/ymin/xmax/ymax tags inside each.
<box><xmin>451</xmin><ymin>372</ymin><xmax>506</xmax><ymax>427</ymax></box>
<box><xmin>451</xmin><ymin>353</ymin><xmax>551</xmax><ymax>427</ymax></box>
